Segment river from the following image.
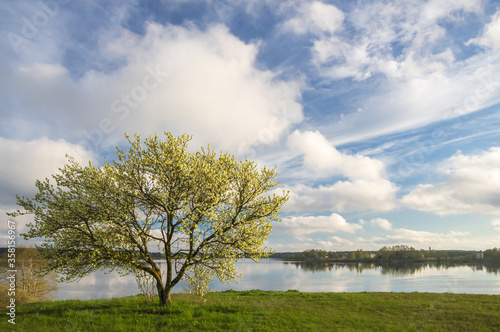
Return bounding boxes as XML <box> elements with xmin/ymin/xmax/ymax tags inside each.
<box><xmin>56</xmin><ymin>259</ymin><xmax>500</xmax><ymax>300</ymax></box>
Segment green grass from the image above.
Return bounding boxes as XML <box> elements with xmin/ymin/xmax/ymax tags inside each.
<box><xmin>2</xmin><ymin>290</ymin><xmax>499</xmax><ymax>331</ymax></box>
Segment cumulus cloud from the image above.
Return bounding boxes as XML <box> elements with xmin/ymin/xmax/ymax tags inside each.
<box><xmin>284</xmin><ymin>130</ymin><xmax>398</xmax><ymax>212</ymax></box>
<box><xmin>0</xmin><ymin>137</ymin><xmax>95</xmax><ymax>206</ymax></box>
<box><xmin>402</xmin><ymin>147</ymin><xmax>500</xmax><ymax>215</ymax></box>
<box><xmin>287</xmin><ymin>130</ymin><xmax>386</xmax><ymax>180</ymax></box>
<box><xmin>284</xmin><ymin>181</ymin><xmax>397</xmax><ymax>213</ymax></box>
<box><xmin>369</xmin><ymin>218</ymin><xmax>392</xmax><ymax>230</ymax></box>
<box><xmin>274</xmin><ymin>213</ymin><xmax>362</xmax><ymax>235</ymax></box>
<box><xmin>4</xmin><ymin>23</ymin><xmax>303</xmax><ymax>153</ymax></box>
<box><xmin>0</xmin><ymin>136</ymin><xmax>94</xmax><ymax>246</ymax></box>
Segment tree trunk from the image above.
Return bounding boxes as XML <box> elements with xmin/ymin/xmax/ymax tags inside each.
<box><xmin>157</xmin><ymin>282</ymin><xmax>172</xmax><ymax>306</ymax></box>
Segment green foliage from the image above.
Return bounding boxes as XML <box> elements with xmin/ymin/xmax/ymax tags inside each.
<box><xmin>182</xmin><ymin>265</ymin><xmax>212</xmax><ymax>298</ymax></box>
<box><xmin>484</xmin><ymin>248</ymin><xmax>500</xmax><ymax>261</ymax></box>
<box><xmin>2</xmin><ymin>291</ymin><xmax>500</xmax><ymax>331</ymax></box>
<box><xmin>283</xmin><ymin>246</ymin><xmax>499</xmax><ymax>263</ymax></box>
<box><xmin>9</xmin><ymin>132</ymin><xmax>289</xmax><ymax>306</ymax></box>
<box><xmin>284</xmin><ymin>249</ymin><xmax>374</xmax><ymax>262</ymax></box>
<box><xmin>283</xmin><ymin>249</ymin><xmax>328</xmax><ymax>261</ymax></box>
<box><xmin>378</xmin><ymin>245</ymin><xmax>425</xmax><ymax>260</ymax></box>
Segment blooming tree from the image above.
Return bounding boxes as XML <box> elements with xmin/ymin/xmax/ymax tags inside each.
<box><xmin>10</xmin><ymin>132</ymin><xmax>289</xmax><ymax>306</ymax></box>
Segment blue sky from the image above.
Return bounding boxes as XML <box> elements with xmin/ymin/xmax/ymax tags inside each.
<box><xmin>2</xmin><ymin>0</ymin><xmax>500</xmax><ymax>251</ymax></box>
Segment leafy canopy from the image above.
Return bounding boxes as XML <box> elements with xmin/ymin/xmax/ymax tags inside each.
<box><xmin>10</xmin><ymin>132</ymin><xmax>289</xmax><ymax>305</ymax></box>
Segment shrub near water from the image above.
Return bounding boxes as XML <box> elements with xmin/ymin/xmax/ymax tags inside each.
<box><xmin>1</xmin><ymin>291</ymin><xmax>500</xmax><ymax>331</ymax></box>
<box><xmin>0</xmin><ymin>246</ymin><xmax>57</xmax><ymax>307</ymax></box>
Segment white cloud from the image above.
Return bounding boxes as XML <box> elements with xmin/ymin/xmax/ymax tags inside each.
<box><xmin>327</xmin><ymin>63</ymin><xmax>500</xmax><ymax>146</ymax></box>
<box><xmin>312</xmin><ymin>36</ymin><xmax>374</xmax><ymax>80</ymax></box>
<box><xmin>491</xmin><ymin>219</ymin><xmax>500</xmax><ymax>232</ymax></box>
<box><xmin>0</xmin><ymin>137</ymin><xmax>94</xmax><ymax>247</ymax></box>
<box><xmin>468</xmin><ymin>10</ymin><xmax>500</xmax><ymax>49</ymax></box>
<box><xmin>264</xmin><ymin>240</ymin><xmax>314</xmax><ymax>252</ymax></box>
<box><xmin>269</xmin><ymin>225</ymin><xmax>491</xmax><ymax>251</ymax></box>
<box><xmin>284</xmin><ymin>130</ymin><xmax>398</xmax><ymax>212</ymax></box>
<box><xmin>354</xmin><ymin>228</ymin><xmax>489</xmax><ymax>251</ymax></box>
<box><xmin>274</xmin><ymin>213</ymin><xmax>362</xmax><ymax>235</ymax></box>
<box><xmin>318</xmin><ymin>236</ymin><xmax>353</xmax><ymax>250</ymax></box>
<box><xmin>387</xmin><ymin>228</ymin><xmax>470</xmax><ymax>246</ymax></box>
<box><xmin>370</xmin><ymin>218</ymin><xmax>392</xmax><ymax>231</ymax></box>
<box><xmin>281</xmin><ymin>1</ymin><xmax>344</xmax><ymax>35</ymax></box>
<box><xmin>4</xmin><ymin>23</ymin><xmax>304</xmax><ymax>153</ymax></box>
<box><xmin>402</xmin><ymin>147</ymin><xmax>500</xmax><ymax>215</ymax></box>
<box><xmin>278</xmin><ymin>3</ymin><xmax>500</xmax><ymax>147</ymax></box>
<box><xmin>311</xmin><ymin>0</ymin><xmax>482</xmax><ymax>81</ymax></box>
<box><xmin>287</xmin><ymin>130</ymin><xmax>386</xmax><ymax>180</ymax></box>
<box><xmin>269</xmin><ymin>223</ymin><xmax>496</xmax><ymax>252</ymax></box>
<box><xmin>284</xmin><ymin>180</ymin><xmax>397</xmax><ymax>213</ymax></box>
<box><xmin>0</xmin><ymin>137</ymin><xmax>95</xmax><ymax>205</ymax></box>
<box><xmin>302</xmin><ymin>1</ymin><xmax>500</xmax><ymax>146</ymax></box>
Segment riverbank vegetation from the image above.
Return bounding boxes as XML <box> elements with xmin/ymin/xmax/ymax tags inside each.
<box><xmin>281</xmin><ymin>246</ymin><xmax>500</xmax><ymax>263</ymax></box>
<box><xmin>1</xmin><ymin>290</ymin><xmax>499</xmax><ymax>331</ymax></box>
<box><xmin>0</xmin><ymin>246</ymin><xmax>58</xmax><ymax>307</ymax></box>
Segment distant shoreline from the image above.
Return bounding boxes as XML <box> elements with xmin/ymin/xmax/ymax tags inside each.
<box><xmin>281</xmin><ymin>258</ymin><xmax>495</xmax><ymax>264</ymax></box>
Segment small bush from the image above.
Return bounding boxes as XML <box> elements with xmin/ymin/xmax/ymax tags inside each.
<box><xmin>135</xmin><ymin>270</ymin><xmax>158</xmax><ymax>303</ymax></box>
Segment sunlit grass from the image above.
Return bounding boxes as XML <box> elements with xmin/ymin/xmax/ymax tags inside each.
<box><xmin>2</xmin><ymin>290</ymin><xmax>499</xmax><ymax>331</ymax></box>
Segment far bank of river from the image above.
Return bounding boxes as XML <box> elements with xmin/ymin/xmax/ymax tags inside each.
<box><xmin>56</xmin><ymin>259</ymin><xmax>500</xmax><ymax>300</ymax></box>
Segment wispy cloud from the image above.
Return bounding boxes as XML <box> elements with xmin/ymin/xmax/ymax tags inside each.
<box><xmin>281</xmin><ymin>1</ymin><xmax>500</xmax><ymax>145</ymax></box>
<box><xmin>467</xmin><ymin>10</ymin><xmax>500</xmax><ymax>49</ymax></box>
<box><xmin>280</xmin><ymin>1</ymin><xmax>344</xmax><ymax>36</ymax></box>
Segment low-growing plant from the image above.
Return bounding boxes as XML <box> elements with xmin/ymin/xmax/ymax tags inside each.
<box><xmin>134</xmin><ymin>269</ymin><xmax>158</xmax><ymax>303</ymax></box>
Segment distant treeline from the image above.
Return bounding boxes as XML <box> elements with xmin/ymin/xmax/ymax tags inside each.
<box><xmin>280</xmin><ymin>246</ymin><xmax>500</xmax><ymax>263</ymax></box>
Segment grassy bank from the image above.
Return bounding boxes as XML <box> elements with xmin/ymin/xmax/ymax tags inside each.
<box><xmin>2</xmin><ymin>290</ymin><xmax>499</xmax><ymax>331</ymax></box>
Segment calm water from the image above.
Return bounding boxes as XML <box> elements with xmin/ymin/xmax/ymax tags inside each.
<box><xmin>56</xmin><ymin>259</ymin><xmax>500</xmax><ymax>300</ymax></box>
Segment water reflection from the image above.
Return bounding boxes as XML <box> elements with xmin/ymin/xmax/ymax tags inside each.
<box><xmin>56</xmin><ymin>259</ymin><xmax>500</xmax><ymax>300</ymax></box>
<box><xmin>287</xmin><ymin>261</ymin><xmax>500</xmax><ymax>276</ymax></box>
<box><xmin>484</xmin><ymin>263</ymin><xmax>500</xmax><ymax>274</ymax></box>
